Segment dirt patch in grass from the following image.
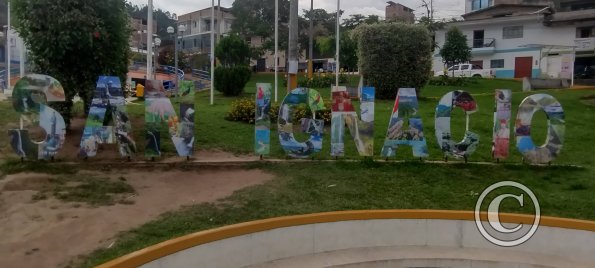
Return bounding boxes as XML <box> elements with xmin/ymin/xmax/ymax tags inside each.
<box><xmin>580</xmin><ymin>94</ymin><xmax>595</xmax><ymax>106</ymax></box>
<box><xmin>0</xmin><ymin>168</ymin><xmax>274</xmax><ymax>268</ymax></box>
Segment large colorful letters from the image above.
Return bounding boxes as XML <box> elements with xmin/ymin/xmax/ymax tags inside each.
<box><xmin>381</xmin><ymin>88</ymin><xmax>429</xmax><ymax>158</ymax></box>
<box><xmin>331</xmin><ymin>86</ymin><xmax>375</xmax><ymax>157</ymax></box>
<box><xmin>79</xmin><ymin>76</ymin><xmax>136</xmax><ymax>158</ymax></box>
<box><xmin>492</xmin><ymin>89</ymin><xmax>512</xmax><ymax>160</ymax></box>
<box><xmin>9</xmin><ymin>75</ymin><xmax>67</xmax><ymax>160</ymax></box>
<box><xmin>515</xmin><ymin>94</ymin><xmax>565</xmax><ymax>164</ymax></box>
<box><xmin>144</xmin><ymin>80</ymin><xmax>195</xmax><ymax>158</ymax></box>
<box><xmin>278</xmin><ymin>88</ymin><xmax>325</xmax><ymax>158</ymax></box>
<box><xmin>435</xmin><ymin>91</ymin><xmax>480</xmax><ymax>159</ymax></box>
<box><xmin>6</xmin><ymin>74</ymin><xmax>571</xmax><ymax>164</ymax></box>
<box><xmin>255</xmin><ymin>83</ymin><xmax>272</xmax><ymax>155</ymax></box>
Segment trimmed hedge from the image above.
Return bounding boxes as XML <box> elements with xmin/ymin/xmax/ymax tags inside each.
<box><xmin>356</xmin><ymin>23</ymin><xmax>432</xmax><ymax>99</ymax></box>
<box><xmin>214</xmin><ymin>66</ymin><xmax>252</xmax><ymax>96</ymax></box>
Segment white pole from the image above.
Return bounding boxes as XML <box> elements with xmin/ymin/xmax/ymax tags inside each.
<box><xmin>210</xmin><ymin>0</ymin><xmax>215</xmax><ymax>105</ymax></box>
<box><xmin>274</xmin><ymin>0</ymin><xmax>279</xmax><ymax>102</ymax></box>
<box><xmin>147</xmin><ymin>0</ymin><xmax>153</xmax><ymax>80</ymax></box>
<box><xmin>571</xmin><ymin>47</ymin><xmax>575</xmax><ymax>87</ymax></box>
<box><xmin>19</xmin><ymin>36</ymin><xmax>24</xmax><ymax>77</ymax></box>
<box><xmin>7</xmin><ymin>1</ymin><xmax>11</xmax><ymax>91</ymax></box>
<box><xmin>335</xmin><ymin>0</ymin><xmax>340</xmax><ymax>88</ymax></box>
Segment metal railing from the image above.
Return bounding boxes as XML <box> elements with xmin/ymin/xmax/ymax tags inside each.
<box><xmin>471</xmin><ymin>38</ymin><xmax>496</xmax><ymax>49</ymax></box>
<box><xmin>192</xmin><ymin>69</ymin><xmax>211</xmax><ymax>81</ymax></box>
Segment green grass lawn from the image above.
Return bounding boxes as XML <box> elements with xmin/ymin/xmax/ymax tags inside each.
<box><xmin>78</xmin><ymin>161</ymin><xmax>595</xmax><ymax>267</ymax></box>
<box><xmin>192</xmin><ymin>74</ymin><xmax>595</xmax><ymax>166</ymax></box>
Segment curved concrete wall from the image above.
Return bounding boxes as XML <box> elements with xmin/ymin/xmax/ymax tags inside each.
<box><xmin>98</xmin><ymin>210</ymin><xmax>595</xmax><ymax>268</ymax></box>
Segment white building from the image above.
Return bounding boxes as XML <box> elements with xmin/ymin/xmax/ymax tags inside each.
<box><xmin>178</xmin><ymin>6</ymin><xmax>234</xmax><ymax>55</ymax></box>
<box><xmin>433</xmin><ymin>1</ymin><xmax>595</xmax><ymax>79</ymax></box>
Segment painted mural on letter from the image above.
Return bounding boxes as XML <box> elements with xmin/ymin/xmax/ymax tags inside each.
<box><xmin>435</xmin><ymin>90</ymin><xmax>479</xmax><ymax>159</ymax></box>
<box><xmin>9</xmin><ymin>74</ymin><xmax>66</xmax><ymax>160</ymax></box>
<box><xmin>381</xmin><ymin>88</ymin><xmax>428</xmax><ymax>158</ymax></box>
<box><xmin>278</xmin><ymin>88</ymin><xmax>325</xmax><ymax>158</ymax></box>
<box><xmin>79</xmin><ymin>76</ymin><xmax>136</xmax><ymax>158</ymax></box>
<box><xmin>145</xmin><ymin>80</ymin><xmax>195</xmax><ymax>158</ymax></box>
<box><xmin>255</xmin><ymin>83</ymin><xmax>272</xmax><ymax>155</ymax></box>
<box><xmin>516</xmin><ymin>94</ymin><xmax>565</xmax><ymax>164</ymax></box>
<box><xmin>492</xmin><ymin>89</ymin><xmax>512</xmax><ymax>159</ymax></box>
<box><xmin>330</xmin><ymin>86</ymin><xmax>375</xmax><ymax>157</ymax></box>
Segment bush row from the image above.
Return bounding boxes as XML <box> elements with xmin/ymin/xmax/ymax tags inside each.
<box><xmin>226</xmin><ymin>98</ymin><xmax>331</xmax><ymax>125</ymax></box>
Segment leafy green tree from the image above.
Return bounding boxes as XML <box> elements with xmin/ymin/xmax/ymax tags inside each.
<box><xmin>356</xmin><ymin>23</ymin><xmax>432</xmax><ymax>99</ymax></box>
<box><xmin>343</xmin><ymin>14</ymin><xmax>381</xmax><ymax>29</ymax></box>
<box><xmin>316</xmin><ymin>31</ymin><xmax>358</xmax><ymax>71</ymax></box>
<box><xmin>440</xmin><ymin>27</ymin><xmax>471</xmax><ymax>68</ymax></box>
<box><xmin>231</xmin><ymin>0</ymin><xmax>290</xmax><ymax>50</ymax></box>
<box><xmin>125</xmin><ymin>1</ymin><xmax>176</xmax><ymax>38</ymax></box>
<box><xmin>214</xmin><ymin>35</ymin><xmax>251</xmax><ymax>96</ymax></box>
<box><xmin>10</xmin><ymin>0</ymin><xmax>130</xmax><ymax>125</ymax></box>
<box><xmin>216</xmin><ymin>35</ymin><xmax>251</xmax><ymax>67</ymax></box>
<box><xmin>417</xmin><ymin>16</ymin><xmax>446</xmax><ymax>50</ymax></box>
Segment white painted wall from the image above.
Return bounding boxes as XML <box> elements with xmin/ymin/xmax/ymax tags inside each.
<box><xmin>140</xmin><ymin>219</ymin><xmax>595</xmax><ymax>268</ymax></box>
<box><xmin>434</xmin><ymin>16</ymin><xmax>594</xmax><ymax>78</ymax></box>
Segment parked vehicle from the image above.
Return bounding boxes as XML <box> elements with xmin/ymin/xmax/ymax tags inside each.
<box><xmin>435</xmin><ymin>64</ymin><xmax>494</xmax><ymax>78</ymax></box>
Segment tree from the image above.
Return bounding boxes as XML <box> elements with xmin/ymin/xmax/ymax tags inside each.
<box><xmin>439</xmin><ymin>26</ymin><xmax>471</xmax><ymax>71</ymax></box>
<box><xmin>342</xmin><ymin>14</ymin><xmax>381</xmax><ymax>30</ymax></box>
<box><xmin>157</xmin><ymin>45</ymin><xmax>189</xmax><ymax>70</ymax></box>
<box><xmin>316</xmin><ymin>31</ymin><xmax>358</xmax><ymax>71</ymax></box>
<box><xmin>11</xmin><ymin>0</ymin><xmax>130</xmax><ymax>125</ymax></box>
<box><xmin>214</xmin><ymin>35</ymin><xmax>251</xmax><ymax>96</ymax></box>
<box><xmin>231</xmin><ymin>0</ymin><xmax>290</xmax><ymax>50</ymax></box>
<box><xmin>356</xmin><ymin>23</ymin><xmax>433</xmax><ymax>99</ymax></box>
<box><xmin>125</xmin><ymin>1</ymin><xmax>176</xmax><ymax>38</ymax></box>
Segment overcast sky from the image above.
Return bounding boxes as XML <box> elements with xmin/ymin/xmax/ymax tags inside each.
<box><xmin>130</xmin><ymin>0</ymin><xmax>465</xmax><ymax>21</ymax></box>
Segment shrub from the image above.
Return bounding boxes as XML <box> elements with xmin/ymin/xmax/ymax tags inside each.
<box><xmin>356</xmin><ymin>23</ymin><xmax>432</xmax><ymax>99</ymax></box>
<box><xmin>214</xmin><ymin>66</ymin><xmax>252</xmax><ymax>96</ymax></box>
<box><xmin>226</xmin><ymin>98</ymin><xmax>331</xmax><ymax>125</ymax></box>
<box><xmin>214</xmin><ymin>35</ymin><xmax>252</xmax><ymax>96</ymax></box>
<box><xmin>297</xmin><ymin>73</ymin><xmax>349</xmax><ymax>88</ymax></box>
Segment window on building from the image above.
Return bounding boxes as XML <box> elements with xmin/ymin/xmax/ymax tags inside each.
<box><xmin>578</xmin><ymin>27</ymin><xmax>593</xmax><ymax>38</ymax></box>
<box><xmin>491</xmin><ymin>59</ymin><xmax>504</xmax><ymax>68</ymax></box>
<box><xmin>471</xmin><ymin>0</ymin><xmax>492</xmax><ymax>11</ymax></box>
<box><xmin>194</xmin><ymin>39</ymin><xmax>197</xmax><ymax>47</ymax></box>
<box><xmin>503</xmin><ymin>26</ymin><xmax>523</xmax><ymax>39</ymax></box>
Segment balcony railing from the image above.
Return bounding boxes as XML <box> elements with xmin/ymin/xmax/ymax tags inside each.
<box><xmin>471</xmin><ymin>38</ymin><xmax>496</xmax><ymax>49</ymax></box>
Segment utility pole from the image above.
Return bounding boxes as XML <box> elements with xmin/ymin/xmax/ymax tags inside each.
<box><xmin>7</xmin><ymin>1</ymin><xmax>10</xmax><ymax>91</ymax></box>
<box><xmin>210</xmin><ymin>0</ymin><xmax>215</xmax><ymax>105</ymax></box>
<box><xmin>217</xmin><ymin>0</ymin><xmax>221</xmax><ymax>43</ymax></box>
<box><xmin>308</xmin><ymin>0</ymin><xmax>314</xmax><ymax>79</ymax></box>
<box><xmin>274</xmin><ymin>0</ymin><xmax>279</xmax><ymax>102</ymax></box>
<box><xmin>335</xmin><ymin>0</ymin><xmax>340</xmax><ymax>88</ymax></box>
<box><xmin>147</xmin><ymin>0</ymin><xmax>154</xmax><ymax>80</ymax></box>
<box><xmin>288</xmin><ymin>0</ymin><xmax>298</xmax><ymax>92</ymax></box>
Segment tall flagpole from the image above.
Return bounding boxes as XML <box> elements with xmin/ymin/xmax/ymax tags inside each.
<box><xmin>210</xmin><ymin>0</ymin><xmax>215</xmax><ymax>105</ymax></box>
<box><xmin>274</xmin><ymin>0</ymin><xmax>278</xmax><ymax>102</ymax></box>
<box><xmin>147</xmin><ymin>0</ymin><xmax>153</xmax><ymax>80</ymax></box>
<box><xmin>19</xmin><ymin>36</ymin><xmax>24</xmax><ymax>77</ymax></box>
<box><xmin>335</xmin><ymin>0</ymin><xmax>340</xmax><ymax>88</ymax></box>
<box><xmin>7</xmin><ymin>1</ymin><xmax>11</xmax><ymax>91</ymax></box>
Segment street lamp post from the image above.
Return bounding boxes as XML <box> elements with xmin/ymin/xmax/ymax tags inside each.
<box><xmin>153</xmin><ymin>37</ymin><xmax>161</xmax><ymax>78</ymax></box>
<box><xmin>168</xmin><ymin>24</ymin><xmax>186</xmax><ymax>92</ymax></box>
<box><xmin>0</xmin><ymin>30</ymin><xmax>4</xmax><ymax>93</ymax></box>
